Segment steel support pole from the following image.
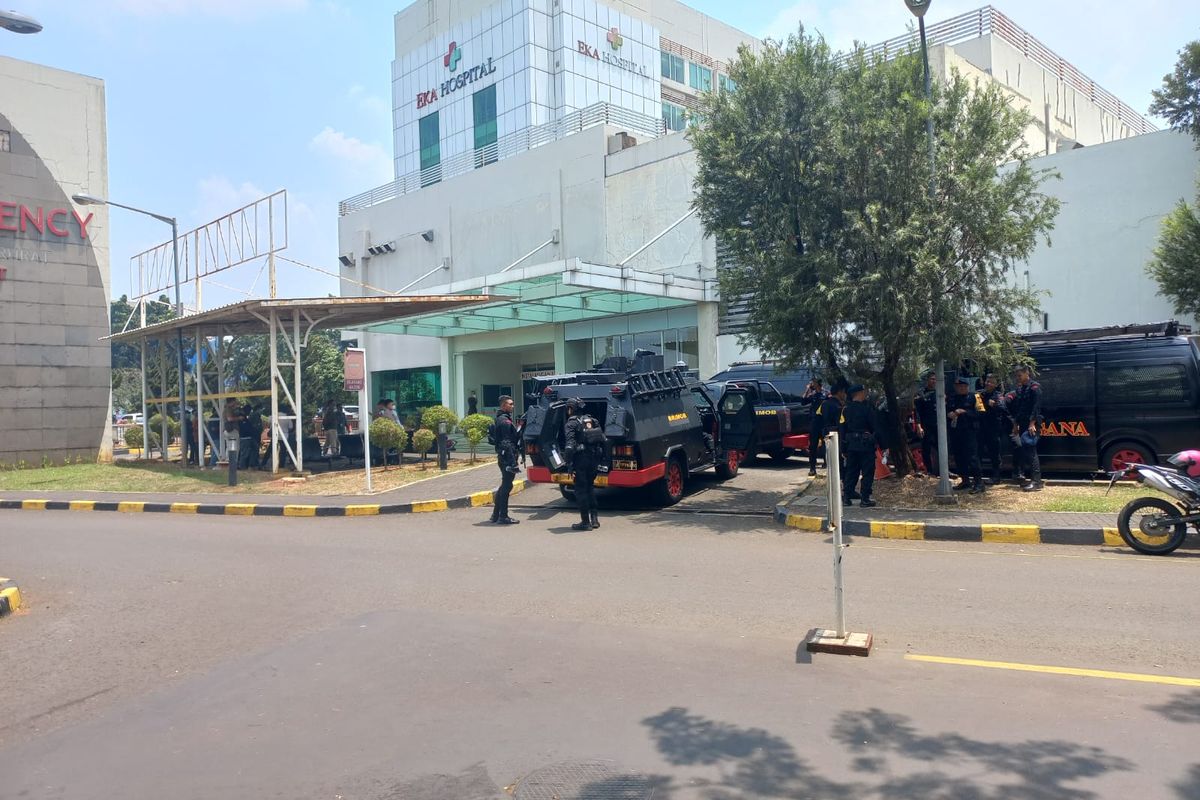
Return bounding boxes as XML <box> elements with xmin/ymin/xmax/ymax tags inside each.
<box><xmin>171</xmin><ymin>219</ymin><xmax>188</xmax><ymax>468</ymax></box>
<box><xmin>362</xmin><ymin>344</ymin><xmax>373</xmax><ymax>492</ymax></box>
<box><xmin>826</xmin><ymin>432</ymin><xmax>846</xmax><ymax>638</ymax></box>
<box><xmin>269</xmin><ymin>310</ymin><xmax>280</xmax><ymax>474</ymax></box>
<box><xmin>918</xmin><ymin>17</ymin><xmax>953</xmax><ymax>500</ymax></box>
<box><xmin>158</xmin><ymin>341</ymin><xmax>168</xmax><ymax>460</ymax></box>
<box><xmin>292</xmin><ymin>309</ymin><xmax>303</xmax><ymax>473</ymax></box>
<box><xmin>268</xmin><ymin>197</ymin><xmax>277</xmax><ymax>299</ymax></box>
<box><xmin>139</xmin><ymin>336</ymin><xmax>149</xmax><ymax>461</ymax></box>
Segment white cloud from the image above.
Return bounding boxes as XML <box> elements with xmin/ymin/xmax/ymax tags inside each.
<box><xmin>309</xmin><ymin>127</ymin><xmax>392</xmax><ymax>180</ymax></box>
<box><xmin>193</xmin><ymin>176</ymin><xmax>271</xmax><ymax>224</ymax></box>
<box><xmin>112</xmin><ymin>0</ymin><xmax>307</xmax><ymax>18</ymax></box>
<box><xmin>348</xmin><ymin>84</ymin><xmax>391</xmax><ymax>119</ymax></box>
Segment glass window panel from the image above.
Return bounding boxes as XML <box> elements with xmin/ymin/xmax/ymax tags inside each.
<box><xmin>679</xmin><ymin>327</ymin><xmax>699</xmax><ymax>369</ymax></box>
<box><xmin>662</xmin><ymin>101</ymin><xmax>686</xmax><ymax>132</ymax></box>
<box><xmin>633</xmin><ymin>331</ymin><xmax>662</xmax><ymax>356</ymax></box>
<box><xmin>663</xmin><ymin>329</ymin><xmax>680</xmax><ymax>366</ymax></box>
<box><xmin>1098</xmin><ymin>364</ymin><xmax>1188</xmax><ymax>404</ymax></box>
<box><xmin>419</xmin><ymin>112</ymin><xmax>441</xmax><ymax>186</ymax></box>
<box><xmin>473</xmin><ymin>84</ymin><xmax>498</xmax><ymax>167</ymax></box>
<box><xmin>688</xmin><ymin>63</ymin><xmax>712</xmax><ymax>92</ymax></box>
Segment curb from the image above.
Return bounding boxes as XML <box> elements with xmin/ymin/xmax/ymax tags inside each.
<box><xmin>772</xmin><ymin>503</ymin><xmax>1121</xmax><ymax>547</ymax></box>
<box><xmin>0</xmin><ymin>577</ymin><xmax>21</xmax><ymax>617</ymax></box>
<box><xmin>0</xmin><ymin>480</ymin><xmax>525</xmax><ymax>519</ymax></box>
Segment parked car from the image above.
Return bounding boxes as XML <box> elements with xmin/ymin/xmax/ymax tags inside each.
<box><xmin>708</xmin><ymin>363</ymin><xmax>817</xmax><ymax>461</ymax></box>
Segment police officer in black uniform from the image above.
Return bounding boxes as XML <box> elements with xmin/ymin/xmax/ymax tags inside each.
<box><xmin>801</xmin><ymin>377</ymin><xmax>828</xmax><ymax>476</ymax></box>
<box><xmin>947</xmin><ymin>376</ymin><xmax>985</xmax><ymax>493</ymax></box>
<box><xmin>564</xmin><ymin>398</ymin><xmax>606</xmax><ymax>531</ymax></box>
<box><xmin>1008</xmin><ymin>365</ymin><xmax>1044</xmax><ymax>491</ymax></box>
<box><xmin>913</xmin><ymin>371</ymin><xmax>939</xmax><ymax>475</ymax></box>
<box><xmin>839</xmin><ymin>384</ymin><xmax>878</xmax><ymax>507</ymax></box>
<box><xmin>490</xmin><ymin>395</ymin><xmax>521</xmax><ymax>524</ymax></box>
<box><xmin>976</xmin><ymin>374</ymin><xmax>1008</xmax><ymax>484</ymax></box>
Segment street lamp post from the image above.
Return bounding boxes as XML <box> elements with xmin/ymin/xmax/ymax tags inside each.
<box><xmin>904</xmin><ymin>0</ymin><xmax>953</xmax><ymax>500</ymax></box>
<box><xmin>73</xmin><ymin>193</ymin><xmax>190</xmax><ymax>468</ymax></box>
<box><xmin>0</xmin><ymin>10</ymin><xmax>42</xmax><ymax>34</ymax></box>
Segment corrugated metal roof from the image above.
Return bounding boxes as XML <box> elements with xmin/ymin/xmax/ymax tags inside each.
<box><xmin>105</xmin><ymin>295</ymin><xmax>504</xmax><ymax>342</ymax></box>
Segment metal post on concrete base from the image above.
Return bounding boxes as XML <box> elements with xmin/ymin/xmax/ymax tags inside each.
<box><xmin>806</xmin><ymin>432</ymin><xmax>873</xmax><ymax>657</ymax></box>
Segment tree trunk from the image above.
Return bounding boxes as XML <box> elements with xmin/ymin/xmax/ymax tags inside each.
<box><xmin>880</xmin><ymin>368</ymin><xmax>915</xmax><ymax>478</ymax></box>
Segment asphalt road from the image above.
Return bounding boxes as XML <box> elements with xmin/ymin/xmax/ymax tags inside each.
<box><xmin>1</xmin><ymin>501</ymin><xmax>1198</xmax><ymax>799</ymax></box>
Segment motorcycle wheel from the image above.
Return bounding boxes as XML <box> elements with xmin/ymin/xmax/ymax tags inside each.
<box><xmin>1116</xmin><ymin>496</ymin><xmax>1188</xmax><ymax>555</ymax></box>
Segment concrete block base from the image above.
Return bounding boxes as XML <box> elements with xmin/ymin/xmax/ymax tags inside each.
<box><xmin>805</xmin><ymin>629</ymin><xmax>872</xmax><ymax>657</ymax></box>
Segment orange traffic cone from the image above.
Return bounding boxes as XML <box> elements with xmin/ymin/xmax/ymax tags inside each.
<box><xmin>874</xmin><ymin>447</ymin><xmax>893</xmax><ymax>480</ymax></box>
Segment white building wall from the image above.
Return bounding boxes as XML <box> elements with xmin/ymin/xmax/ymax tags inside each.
<box><xmin>1021</xmin><ymin>131</ymin><xmax>1200</xmax><ymax>332</ymax></box>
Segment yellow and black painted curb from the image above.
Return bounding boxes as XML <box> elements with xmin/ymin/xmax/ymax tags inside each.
<box><xmin>773</xmin><ymin>504</ymin><xmax>1120</xmax><ymax>547</ymax></box>
<box><xmin>0</xmin><ymin>480</ymin><xmax>524</xmax><ymax>519</ymax></box>
<box><xmin>0</xmin><ymin>577</ymin><xmax>22</xmax><ymax>617</ymax></box>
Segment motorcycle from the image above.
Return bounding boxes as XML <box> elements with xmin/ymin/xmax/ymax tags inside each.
<box><xmin>1107</xmin><ymin>450</ymin><xmax>1200</xmax><ymax>555</ymax></box>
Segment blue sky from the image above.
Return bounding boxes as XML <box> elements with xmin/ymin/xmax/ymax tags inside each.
<box><xmin>4</xmin><ymin>0</ymin><xmax>1196</xmax><ymax>310</ymax></box>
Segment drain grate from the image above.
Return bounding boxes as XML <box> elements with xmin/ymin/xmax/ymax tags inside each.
<box><xmin>513</xmin><ymin>760</ymin><xmax>658</xmax><ymax>800</ymax></box>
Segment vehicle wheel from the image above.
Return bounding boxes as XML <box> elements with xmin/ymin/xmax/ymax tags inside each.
<box><xmin>770</xmin><ymin>448</ymin><xmax>796</xmax><ymax>464</ymax></box>
<box><xmin>559</xmin><ymin>485</ymin><xmax>576</xmax><ymax>503</ymax></box>
<box><xmin>1116</xmin><ymin>496</ymin><xmax>1187</xmax><ymax>555</ymax></box>
<box><xmin>715</xmin><ymin>449</ymin><xmax>740</xmax><ymax>480</ymax></box>
<box><xmin>654</xmin><ymin>456</ymin><xmax>686</xmax><ymax>506</ymax></box>
<box><xmin>1102</xmin><ymin>441</ymin><xmax>1154</xmax><ymax>472</ymax></box>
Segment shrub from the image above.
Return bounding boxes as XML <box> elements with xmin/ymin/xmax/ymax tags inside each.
<box><xmin>369</xmin><ymin>417</ymin><xmax>405</xmax><ymax>470</ymax></box>
<box><xmin>123</xmin><ymin>426</ymin><xmax>161</xmax><ymax>452</ymax></box>
<box><xmin>420</xmin><ymin>405</ymin><xmax>459</xmax><ymax>435</ymax></box>
<box><xmin>460</xmin><ymin>413</ymin><xmax>493</xmax><ymax>463</ymax></box>
<box><xmin>411</xmin><ymin>428</ymin><xmax>436</xmax><ymax>467</ymax></box>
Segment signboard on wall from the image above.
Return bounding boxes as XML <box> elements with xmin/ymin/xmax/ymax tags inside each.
<box><xmin>343</xmin><ymin>348</ymin><xmax>366</xmax><ymax>391</ymax></box>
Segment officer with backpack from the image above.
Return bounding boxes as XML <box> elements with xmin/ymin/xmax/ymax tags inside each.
<box><xmin>488</xmin><ymin>395</ymin><xmax>521</xmax><ymax>525</ymax></box>
<box><xmin>564</xmin><ymin>398</ymin><xmax>607</xmax><ymax>531</ymax></box>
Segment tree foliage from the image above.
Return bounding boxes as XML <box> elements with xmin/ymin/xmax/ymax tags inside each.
<box><xmin>1148</xmin><ymin>195</ymin><xmax>1200</xmax><ymax>317</ymax></box>
<box><xmin>420</xmin><ymin>405</ymin><xmax>459</xmax><ymax>433</ymax></box>
<box><xmin>411</xmin><ymin>428</ymin><xmax>436</xmax><ymax>465</ymax></box>
<box><xmin>1150</xmin><ymin>41</ymin><xmax>1200</xmax><ymax>144</ymax></box>
<box><xmin>460</xmin><ymin>413</ymin><xmax>493</xmax><ymax>463</ymax></box>
<box><xmin>691</xmin><ymin>29</ymin><xmax>1059</xmax><ymax>473</ymax></box>
<box><xmin>369</xmin><ymin>417</ymin><xmax>405</xmax><ymax>470</ymax></box>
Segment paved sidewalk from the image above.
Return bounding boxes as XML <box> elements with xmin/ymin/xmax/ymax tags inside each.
<box><xmin>0</xmin><ymin>462</ymin><xmax>518</xmax><ymax>517</ymax></box>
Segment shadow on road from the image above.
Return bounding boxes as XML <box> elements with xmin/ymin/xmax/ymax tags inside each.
<box><xmin>569</xmin><ymin>706</ymin><xmax>1136</xmax><ymax>800</ymax></box>
<box><xmin>1149</xmin><ymin>690</ymin><xmax>1200</xmax><ymax>725</ymax></box>
<box><xmin>1174</xmin><ymin>764</ymin><xmax>1200</xmax><ymax>799</ymax></box>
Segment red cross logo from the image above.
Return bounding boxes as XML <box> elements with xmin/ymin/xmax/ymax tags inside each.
<box><xmin>607</xmin><ymin>27</ymin><xmax>623</xmax><ymax>50</ymax></box>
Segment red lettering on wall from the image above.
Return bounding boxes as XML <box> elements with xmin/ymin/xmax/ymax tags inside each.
<box><xmin>416</xmin><ymin>89</ymin><xmax>439</xmax><ymax>109</ymax></box>
<box><xmin>73</xmin><ymin>210</ymin><xmax>93</xmax><ymax>240</ymax></box>
<box><xmin>577</xmin><ymin>41</ymin><xmax>599</xmax><ymax>59</ymax></box>
<box><xmin>20</xmin><ymin>205</ymin><xmax>44</xmax><ymax>234</ymax></box>
<box><xmin>47</xmin><ymin>208</ymin><xmax>70</xmax><ymax>237</ymax></box>
<box><xmin>0</xmin><ymin>201</ymin><xmax>16</xmax><ymax>231</ymax></box>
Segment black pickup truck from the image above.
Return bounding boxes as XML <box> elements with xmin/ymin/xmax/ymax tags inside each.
<box><xmin>704</xmin><ymin>376</ymin><xmax>809</xmax><ymax>463</ymax></box>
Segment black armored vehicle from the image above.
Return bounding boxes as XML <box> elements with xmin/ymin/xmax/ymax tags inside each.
<box><xmin>522</xmin><ymin>352</ymin><xmax>757</xmax><ymax>506</ymax></box>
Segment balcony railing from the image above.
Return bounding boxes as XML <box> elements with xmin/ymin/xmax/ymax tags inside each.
<box><xmin>339</xmin><ymin>102</ymin><xmax>667</xmax><ymax>215</ymax></box>
<box><xmin>855</xmin><ymin>5</ymin><xmax>1156</xmax><ymax>136</ymax></box>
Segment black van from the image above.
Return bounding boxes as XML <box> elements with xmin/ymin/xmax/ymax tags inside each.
<box><xmin>708</xmin><ymin>362</ymin><xmax>815</xmax><ymax>460</ymax></box>
<box><xmin>1020</xmin><ymin>322</ymin><xmax>1200</xmax><ymax>473</ymax></box>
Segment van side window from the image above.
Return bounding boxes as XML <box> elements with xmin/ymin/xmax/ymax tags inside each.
<box><xmin>1098</xmin><ymin>364</ymin><xmax>1189</xmax><ymax>404</ymax></box>
<box><xmin>1036</xmin><ymin>367</ymin><xmax>1095</xmax><ymax>406</ymax></box>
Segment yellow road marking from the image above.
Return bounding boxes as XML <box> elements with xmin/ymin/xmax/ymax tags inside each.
<box><xmin>1</xmin><ymin>585</ymin><xmax>22</xmax><ymax>612</ymax></box>
<box><xmin>344</xmin><ymin>505</ymin><xmax>380</xmax><ymax>516</ymax></box>
<box><xmin>785</xmin><ymin>514</ymin><xmax>825</xmax><ymax>531</ymax></box>
<box><xmin>21</xmin><ymin>500</ymin><xmax>47</xmax><ymax>510</ymax></box>
<box><xmin>170</xmin><ymin>503</ymin><xmax>199</xmax><ymax>514</ymax></box>
<box><xmin>224</xmin><ymin>504</ymin><xmax>257</xmax><ymax>516</ymax></box>
<box><xmin>906</xmin><ymin>654</ymin><xmax>1200</xmax><ymax>686</ymax></box>
<box><xmin>469</xmin><ymin>490</ymin><xmax>494</xmax><ymax>507</ymax></box>
<box><xmin>854</xmin><ymin>541</ymin><xmax>1198</xmax><ymax>564</ymax></box>
<box><xmin>412</xmin><ymin>499</ymin><xmax>448</xmax><ymax>513</ymax></box>
<box><xmin>981</xmin><ymin>523</ymin><xmax>1040</xmax><ymax>544</ymax></box>
<box><xmin>69</xmin><ymin>500</ymin><xmax>95</xmax><ymax>511</ymax></box>
<box><xmin>283</xmin><ymin>505</ymin><xmax>317</xmax><ymax>517</ymax></box>
<box><xmin>870</xmin><ymin>520</ymin><xmax>925</xmax><ymax>540</ymax></box>
<box><xmin>117</xmin><ymin>501</ymin><xmax>145</xmax><ymax>513</ymax></box>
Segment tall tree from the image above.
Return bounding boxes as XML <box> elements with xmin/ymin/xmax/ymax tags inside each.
<box><xmin>1147</xmin><ymin>41</ymin><xmax>1200</xmax><ymax>317</ymax></box>
<box><xmin>691</xmin><ymin>30</ymin><xmax>1059</xmax><ymax>474</ymax></box>
<box><xmin>1150</xmin><ymin>41</ymin><xmax>1200</xmax><ymax>143</ymax></box>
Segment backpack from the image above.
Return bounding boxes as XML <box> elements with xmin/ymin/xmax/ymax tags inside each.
<box><xmin>486</xmin><ymin>421</ymin><xmax>498</xmax><ymax>447</ymax></box>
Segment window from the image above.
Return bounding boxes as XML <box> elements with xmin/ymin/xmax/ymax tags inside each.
<box><xmin>660</xmin><ymin>52</ymin><xmax>684</xmax><ymax>83</ymax></box>
<box><xmin>0</xmin><ymin>129</ymin><xmax>9</xmax><ymax>152</ymax></box>
<box><xmin>662</xmin><ymin>101</ymin><xmax>686</xmax><ymax>132</ymax></box>
<box><xmin>689</xmin><ymin>63</ymin><xmax>712</xmax><ymax>92</ymax></box>
<box><xmin>472</xmin><ymin>85</ymin><xmax>498</xmax><ymax>167</ymax></box>
<box><xmin>1035</xmin><ymin>367</ymin><xmax>1095</xmax><ymax>407</ymax></box>
<box><xmin>1098</xmin><ymin>364</ymin><xmax>1190</xmax><ymax>404</ymax></box>
<box><xmin>719</xmin><ymin>74</ymin><xmax>738</xmax><ymax>93</ymax></box>
<box><xmin>419</xmin><ymin>112</ymin><xmax>440</xmax><ymax>186</ymax></box>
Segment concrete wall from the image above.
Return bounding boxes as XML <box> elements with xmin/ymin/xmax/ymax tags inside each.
<box><xmin>0</xmin><ymin>56</ymin><xmax>111</xmax><ymax>466</ymax></box>
<box><xmin>1019</xmin><ymin>130</ymin><xmax>1200</xmax><ymax>331</ymax></box>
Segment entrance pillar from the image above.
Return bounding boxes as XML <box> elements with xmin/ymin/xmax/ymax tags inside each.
<box><xmin>697</xmin><ymin>302</ymin><xmax>720</xmax><ymax>377</ymax></box>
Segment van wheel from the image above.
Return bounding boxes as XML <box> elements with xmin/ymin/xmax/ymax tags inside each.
<box><xmin>654</xmin><ymin>456</ymin><xmax>686</xmax><ymax>506</ymax></box>
<box><xmin>715</xmin><ymin>449</ymin><xmax>740</xmax><ymax>480</ymax></box>
<box><xmin>1102</xmin><ymin>442</ymin><xmax>1154</xmax><ymax>472</ymax></box>
<box><xmin>559</xmin><ymin>486</ymin><xmax>576</xmax><ymax>503</ymax></box>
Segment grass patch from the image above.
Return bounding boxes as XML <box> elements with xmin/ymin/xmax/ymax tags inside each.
<box><xmin>0</xmin><ymin>457</ymin><xmax>494</xmax><ymax>496</ymax></box>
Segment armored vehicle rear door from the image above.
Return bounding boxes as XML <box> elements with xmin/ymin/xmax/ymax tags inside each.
<box><xmin>718</xmin><ymin>386</ymin><xmax>757</xmax><ymax>451</ymax></box>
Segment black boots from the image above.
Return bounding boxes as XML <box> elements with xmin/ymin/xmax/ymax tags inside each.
<box><xmin>572</xmin><ymin>511</ymin><xmax>599</xmax><ymax>531</ymax></box>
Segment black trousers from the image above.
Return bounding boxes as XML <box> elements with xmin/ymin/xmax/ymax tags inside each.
<box><xmin>952</xmin><ymin>432</ymin><xmax>982</xmax><ymax>485</ymax></box>
<box><xmin>843</xmin><ymin>448</ymin><xmax>875</xmax><ymax>502</ymax></box>
<box><xmin>573</xmin><ymin>456</ymin><xmax>598</xmax><ymax>523</ymax></box>
<box><xmin>808</xmin><ymin>429</ymin><xmax>822</xmax><ymax>468</ymax></box>
<box><xmin>1018</xmin><ymin>441</ymin><xmax>1042</xmax><ymax>483</ymax></box>
<box><xmin>978</xmin><ymin>427</ymin><xmax>1002</xmax><ymax>480</ymax></box>
<box><xmin>920</xmin><ymin>431</ymin><xmax>938</xmax><ymax>475</ymax></box>
<box><xmin>493</xmin><ymin>467</ymin><xmax>515</xmax><ymax>519</ymax></box>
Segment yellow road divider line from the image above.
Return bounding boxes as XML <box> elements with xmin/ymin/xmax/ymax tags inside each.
<box><xmin>412</xmin><ymin>499</ymin><xmax>448</xmax><ymax>513</ymax></box>
<box><xmin>283</xmin><ymin>505</ymin><xmax>317</xmax><ymax>517</ymax></box>
<box><xmin>170</xmin><ymin>503</ymin><xmax>199</xmax><ymax>514</ymax></box>
<box><xmin>21</xmin><ymin>500</ymin><xmax>47</xmax><ymax>510</ymax></box>
<box><xmin>344</xmin><ymin>505</ymin><xmax>380</xmax><ymax>516</ymax></box>
<box><xmin>69</xmin><ymin>500</ymin><xmax>95</xmax><ymax>511</ymax></box>
<box><xmin>117</xmin><ymin>501</ymin><xmax>145</xmax><ymax>513</ymax></box>
<box><xmin>906</xmin><ymin>654</ymin><xmax>1200</xmax><ymax>686</ymax></box>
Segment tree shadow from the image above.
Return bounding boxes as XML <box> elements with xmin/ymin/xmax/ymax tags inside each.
<box><xmin>1175</xmin><ymin>764</ymin><xmax>1200</xmax><ymax>799</ymax></box>
<box><xmin>1148</xmin><ymin>691</ymin><xmax>1200</xmax><ymax>725</ymax></box>
<box><xmin>573</xmin><ymin>706</ymin><xmax>1137</xmax><ymax>800</ymax></box>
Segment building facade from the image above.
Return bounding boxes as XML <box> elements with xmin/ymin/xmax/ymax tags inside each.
<box><xmin>339</xmin><ymin>2</ymin><xmax>1157</xmax><ymax>418</ymax></box>
<box><xmin>0</xmin><ymin>56</ymin><xmax>111</xmax><ymax>465</ymax></box>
